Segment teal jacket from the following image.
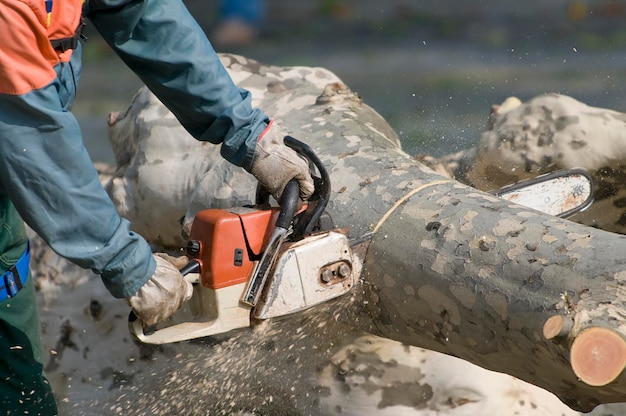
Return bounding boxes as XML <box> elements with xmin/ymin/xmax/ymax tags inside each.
<box><xmin>0</xmin><ymin>0</ymin><xmax>267</xmax><ymax>298</ymax></box>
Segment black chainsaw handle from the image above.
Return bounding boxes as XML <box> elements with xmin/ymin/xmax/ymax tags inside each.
<box><xmin>254</xmin><ymin>135</ymin><xmax>330</xmax><ymax>238</ymax></box>
<box><xmin>283</xmin><ymin>136</ymin><xmax>331</xmax><ymax>240</ymax></box>
<box><xmin>276</xmin><ymin>179</ymin><xmax>300</xmax><ymax>229</ymax></box>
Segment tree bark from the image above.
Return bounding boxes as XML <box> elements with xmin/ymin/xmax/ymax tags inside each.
<box><xmin>355</xmin><ymin>177</ymin><xmax>626</xmax><ymax>411</ymax></box>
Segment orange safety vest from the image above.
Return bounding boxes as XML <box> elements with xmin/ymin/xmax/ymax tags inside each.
<box><xmin>0</xmin><ymin>0</ymin><xmax>83</xmax><ymax>95</ymax></box>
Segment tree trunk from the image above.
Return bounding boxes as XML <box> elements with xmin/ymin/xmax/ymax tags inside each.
<box><xmin>287</xmin><ymin>90</ymin><xmax>626</xmax><ymax>411</ymax></box>
<box><xmin>105</xmin><ymin>54</ymin><xmax>626</xmax><ymax>412</ymax></box>
<box><xmin>251</xmin><ymin>68</ymin><xmax>626</xmax><ymax>411</ymax></box>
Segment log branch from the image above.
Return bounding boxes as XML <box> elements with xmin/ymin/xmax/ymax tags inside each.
<box><xmin>543</xmin><ymin>315</ymin><xmax>574</xmax><ymax>340</ymax></box>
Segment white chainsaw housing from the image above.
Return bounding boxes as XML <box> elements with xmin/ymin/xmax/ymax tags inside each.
<box><xmin>254</xmin><ymin>230</ymin><xmax>360</xmax><ymax>319</ymax></box>
<box><xmin>129</xmin><ymin>230</ymin><xmax>360</xmax><ymax>344</ymax></box>
<box><xmin>129</xmin><ymin>278</ymin><xmax>252</xmax><ymax>344</ymax></box>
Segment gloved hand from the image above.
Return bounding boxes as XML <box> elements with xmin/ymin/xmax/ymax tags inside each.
<box><xmin>249</xmin><ymin>121</ymin><xmax>315</xmax><ymax>203</ymax></box>
<box><xmin>128</xmin><ymin>253</ymin><xmax>194</xmax><ymax>327</ymax></box>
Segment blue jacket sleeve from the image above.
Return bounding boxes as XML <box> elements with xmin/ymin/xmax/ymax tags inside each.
<box><xmin>84</xmin><ymin>0</ymin><xmax>267</xmax><ymax>170</ymax></box>
<box><xmin>0</xmin><ymin>85</ymin><xmax>155</xmax><ymax>298</ymax></box>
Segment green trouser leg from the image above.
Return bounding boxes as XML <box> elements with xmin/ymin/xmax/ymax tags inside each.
<box><xmin>0</xmin><ymin>196</ymin><xmax>57</xmax><ymax>415</ymax></box>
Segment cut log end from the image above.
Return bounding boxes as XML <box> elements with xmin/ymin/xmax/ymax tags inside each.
<box><xmin>570</xmin><ymin>327</ymin><xmax>626</xmax><ymax>386</ymax></box>
<box><xmin>543</xmin><ymin>315</ymin><xmax>572</xmax><ymax>339</ymax></box>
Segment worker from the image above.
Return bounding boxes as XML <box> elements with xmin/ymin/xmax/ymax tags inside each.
<box><xmin>0</xmin><ymin>0</ymin><xmax>314</xmax><ymax>413</ymax></box>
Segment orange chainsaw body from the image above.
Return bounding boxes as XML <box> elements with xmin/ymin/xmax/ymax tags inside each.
<box><xmin>189</xmin><ymin>206</ymin><xmax>281</xmax><ymax>290</ymax></box>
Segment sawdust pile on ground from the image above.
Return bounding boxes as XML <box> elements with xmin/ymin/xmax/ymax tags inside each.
<box><xmin>92</xmin><ymin>293</ymin><xmax>367</xmax><ymax>416</ymax></box>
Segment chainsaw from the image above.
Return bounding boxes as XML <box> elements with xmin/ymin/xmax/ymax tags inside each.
<box><xmin>129</xmin><ymin>137</ymin><xmax>594</xmax><ymax>345</ymax></box>
<box><xmin>129</xmin><ymin>136</ymin><xmax>360</xmax><ymax>344</ymax></box>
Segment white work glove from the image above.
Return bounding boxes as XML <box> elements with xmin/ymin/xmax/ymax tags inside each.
<box><xmin>250</xmin><ymin>121</ymin><xmax>315</xmax><ymax>203</ymax></box>
<box><xmin>128</xmin><ymin>253</ymin><xmax>194</xmax><ymax>327</ymax></box>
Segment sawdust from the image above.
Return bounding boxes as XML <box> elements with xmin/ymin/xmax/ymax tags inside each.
<box><xmin>93</xmin><ymin>294</ymin><xmax>367</xmax><ymax>415</ymax></box>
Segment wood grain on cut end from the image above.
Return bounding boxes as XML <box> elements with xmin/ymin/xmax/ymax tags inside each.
<box><xmin>543</xmin><ymin>315</ymin><xmax>569</xmax><ymax>339</ymax></box>
<box><xmin>570</xmin><ymin>327</ymin><xmax>626</xmax><ymax>386</ymax></box>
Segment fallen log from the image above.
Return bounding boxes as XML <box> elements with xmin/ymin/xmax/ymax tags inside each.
<box><xmin>102</xmin><ymin>54</ymin><xmax>626</xmax><ymax>411</ymax></box>
<box><xmin>268</xmin><ymin>88</ymin><xmax>626</xmax><ymax>409</ymax></box>
<box><xmin>47</xmin><ymin>54</ymin><xmax>626</xmax><ymax>413</ymax></box>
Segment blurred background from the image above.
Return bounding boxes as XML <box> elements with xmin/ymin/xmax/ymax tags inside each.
<box><xmin>76</xmin><ymin>0</ymin><xmax>626</xmax><ymax>163</ymax></box>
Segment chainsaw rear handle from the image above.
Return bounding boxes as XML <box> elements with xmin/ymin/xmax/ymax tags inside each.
<box><xmin>128</xmin><ymin>259</ymin><xmax>200</xmax><ymax>337</ymax></box>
